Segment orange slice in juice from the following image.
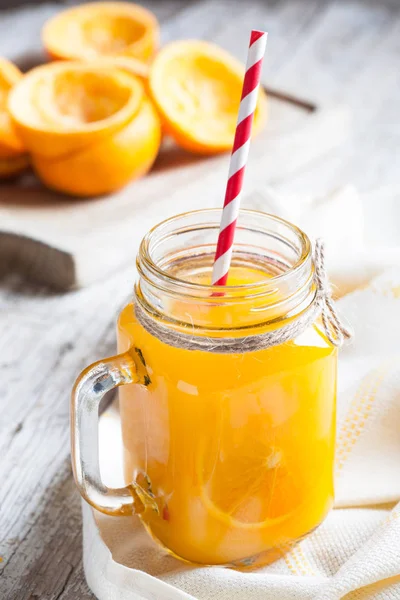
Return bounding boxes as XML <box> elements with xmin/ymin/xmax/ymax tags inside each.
<box><xmin>198</xmin><ymin>427</ymin><xmax>300</xmax><ymax>529</ymax></box>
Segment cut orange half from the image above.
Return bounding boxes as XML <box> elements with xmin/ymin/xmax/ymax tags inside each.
<box><xmin>8</xmin><ymin>61</ymin><xmax>145</xmax><ymax>158</ymax></box>
<box><xmin>149</xmin><ymin>40</ymin><xmax>267</xmax><ymax>154</ymax></box>
<box><xmin>32</xmin><ymin>95</ymin><xmax>161</xmax><ymax>196</ymax></box>
<box><xmin>0</xmin><ymin>57</ymin><xmax>26</xmax><ymax>158</ymax></box>
<box><xmin>86</xmin><ymin>56</ymin><xmax>149</xmax><ymax>83</ymax></box>
<box><xmin>43</xmin><ymin>2</ymin><xmax>159</xmax><ymax>63</ymax></box>
<box><xmin>8</xmin><ymin>60</ymin><xmax>161</xmax><ymax>195</ymax></box>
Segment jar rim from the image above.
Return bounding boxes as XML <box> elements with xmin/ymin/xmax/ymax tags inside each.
<box><xmin>138</xmin><ymin>208</ymin><xmax>311</xmax><ymax>295</ymax></box>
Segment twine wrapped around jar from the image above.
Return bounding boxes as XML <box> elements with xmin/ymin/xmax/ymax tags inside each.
<box><xmin>134</xmin><ymin>239</ymin><xmax>352</xmax><ymax>354</ymax></box>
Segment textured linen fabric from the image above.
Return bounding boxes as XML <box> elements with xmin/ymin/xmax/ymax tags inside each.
<box><xmin>81</xmin><ymin>188</ymin><xmax>400</xmax><ymax>600</ymax></box>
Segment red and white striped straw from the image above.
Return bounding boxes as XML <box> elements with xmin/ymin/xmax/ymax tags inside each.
<box><xmin>212</xmin><ymin>30</ymin><xmax>267</xmax><ymax>286</ymax></box>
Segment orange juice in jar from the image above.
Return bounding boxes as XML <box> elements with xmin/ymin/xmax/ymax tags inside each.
<box><xmin>72</xmin><ymin>209</ymin><xmax>341</xmax><ymax>568</ymax></box>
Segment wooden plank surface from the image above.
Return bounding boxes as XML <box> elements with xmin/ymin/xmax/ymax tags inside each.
<box><xmin>1</xmin><ymin>0</ymin><xmax>400</xmax><ymax>598</ymax></box>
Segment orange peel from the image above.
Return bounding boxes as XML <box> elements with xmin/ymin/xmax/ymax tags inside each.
<box><xmin>149</xmin><ymin>40</ymin><xmax>267</xmax><ymax>154</ymax></box>
<box><xmin>33</xmin><ymin>95</ymin><xmax>160</xmax><ymax>197</ymax></box>
<box><xmin>0</xmin><ymin>58</ymin><xmax>28</xmax><ymax>177</ymax></box>
<box><xmin>8</xmin><ymin>61</ymin><xmax>161</xmax><ymax>196</ymax></box>
<box><xmin>86</xmin><ymin>56</ymin><xmax>149</xmax><ymax>83</ymax></box>
<box><xmin>43</xmin><ymin>2</ymin><xmax>159</xmax><ymax>64</ymax></box>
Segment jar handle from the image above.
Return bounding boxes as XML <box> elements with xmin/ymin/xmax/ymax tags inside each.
<box><xmin>71</xmin><ymin>352</ymin><xmax>141</xmax><ymax>516</ymax></box>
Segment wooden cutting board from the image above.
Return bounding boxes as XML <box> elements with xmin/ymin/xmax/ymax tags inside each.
<box><xmin>0</xmin><ymin>98</ymin><xmax>349</xmax><ymax>289</ymax></box>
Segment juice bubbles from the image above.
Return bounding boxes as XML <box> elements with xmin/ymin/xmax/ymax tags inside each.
<box><xmin>118</xmin><ymin>264</ymin><xmax>337</xmax><ymax>566</ymax></box>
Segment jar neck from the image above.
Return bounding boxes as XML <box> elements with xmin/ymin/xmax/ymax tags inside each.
<box><xmin>135</xmin><ymin>209</ymin><xmax>315</xmax><ymax>335</ymax></box>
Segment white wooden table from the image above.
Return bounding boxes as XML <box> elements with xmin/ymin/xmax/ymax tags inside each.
<box><xmin>1</xmin><ymin>0</ymin><xmax>400</xmax><ymax>598</ymax></box>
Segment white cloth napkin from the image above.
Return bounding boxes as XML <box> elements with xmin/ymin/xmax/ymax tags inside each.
<box><xmin>81</xmin><ymin>186</ymin><xmax>400</xmax><ymax>600</ymax></box>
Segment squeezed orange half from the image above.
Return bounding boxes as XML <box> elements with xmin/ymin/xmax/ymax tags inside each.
<box><xmin>117</xmin><ymin>265</ymin><xmax>337</xmax><ymax>566</ymax></box>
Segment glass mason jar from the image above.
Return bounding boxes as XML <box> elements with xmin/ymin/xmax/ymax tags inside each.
<box><xmin>71</xmin><ymin>209</ymin><xmax>338</xmax><ymax>569</ymax></box>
